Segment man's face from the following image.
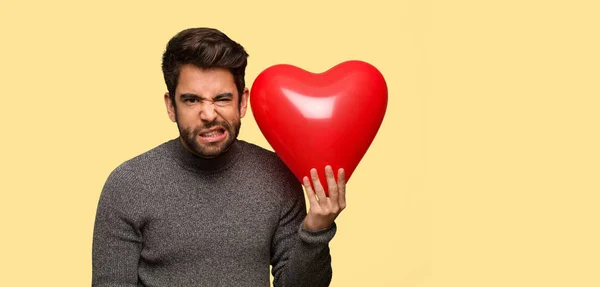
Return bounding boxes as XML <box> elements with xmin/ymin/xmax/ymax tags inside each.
<box><xmin>164</xmin><ymin>64</ymin><xmax>248</xmax><ymax>158</ymax></box>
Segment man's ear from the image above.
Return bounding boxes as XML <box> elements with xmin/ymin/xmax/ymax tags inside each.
<box><xmin>239</xmin><ymin>87</ymin><xmax>249</xmax><ymax>118</ymax></box>
<box><xmin>164</xmin><ymin>92</ymin><xmax>177</xmax><ymax>122</ymax></box>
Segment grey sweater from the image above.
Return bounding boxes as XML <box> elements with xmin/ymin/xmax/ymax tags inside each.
<box><xmin>92</xmin><ymin>138</ymin><xmax>336</xmax><ymax>286</ymax></box>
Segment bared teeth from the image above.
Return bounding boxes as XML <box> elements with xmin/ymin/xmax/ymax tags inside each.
<box><xmin>201</xmin><ymin>130</ymin><xmax>223</xmax><ymax>137</ymax></box>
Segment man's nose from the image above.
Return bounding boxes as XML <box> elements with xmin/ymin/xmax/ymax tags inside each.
<box><xmin>199</xmin><ymin>101</ymin><xmax>217</xmax><ymax>122</ymax></box>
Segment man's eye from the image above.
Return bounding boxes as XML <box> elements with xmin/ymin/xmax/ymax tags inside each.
<box><xmin>215</xmin><ymin>98</ymin><xmax>232</xmax><ymax>107</ymax></box>
<box><xmin>184</xmin><ymin>98</ymin><xmax>199</xmax><ymax>103</ymax></box>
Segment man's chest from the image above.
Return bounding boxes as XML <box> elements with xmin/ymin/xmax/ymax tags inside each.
<box><xmin>138</xmin><ymin>186</ymin><xmax>281</xmax><ymax>263</ymax></box>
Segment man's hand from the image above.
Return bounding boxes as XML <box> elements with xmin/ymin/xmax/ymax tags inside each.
<box><xmin>302</xmin><ymin>165</ymin><xmax>347</xmax><ymax>232</ymax></box>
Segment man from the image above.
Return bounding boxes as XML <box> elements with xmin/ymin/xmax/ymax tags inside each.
<box><xmin>92</xmin><ymin>27</ymin><xmax>347</xmax><ymax>286</ymax></box>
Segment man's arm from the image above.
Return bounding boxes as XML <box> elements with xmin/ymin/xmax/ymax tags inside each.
<box><xmin>92</xmin><ymin>167</ymin><xmax>143</xmax><ymax>286</ymax></box>
<box><xmin>270</xmin><ymin>165</ymin><xmax>346</xmax><ymax>287</ymax></box>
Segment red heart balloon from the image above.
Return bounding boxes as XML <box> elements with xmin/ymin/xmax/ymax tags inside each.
<box><xmin>250</xmin><ymin>60</ymin><xmax>388</xmax><ymax>194</ymax></box>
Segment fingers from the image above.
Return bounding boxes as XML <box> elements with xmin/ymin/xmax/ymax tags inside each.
<box><xmin>303</xmin><ymin>176</ymin><xmax>319</xmax><ymax>208</ymax></box>
<box><xmin>310</xmin><ymin>168</ymin><xmax>328</xmax><ymax>201</ymax></box>
<box><xmin>337</xmin><ymin>168</ymin><xmax>347</xmax><ymax>210</ymax></box>
<box><xmin>325</xmin><ymin>165</ymin><xmax>339</xmax><ymax>203</ymax></box>
<box><xmin>302</xmin><ymin>166</ymin><xmax>347</xmax><ymax>231</ymax></box>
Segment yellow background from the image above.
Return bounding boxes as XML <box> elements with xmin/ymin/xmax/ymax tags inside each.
<box><xmin>1</xmin><ymin>0</ymin><xmax>598</xmax><ymax>286</ymax></box>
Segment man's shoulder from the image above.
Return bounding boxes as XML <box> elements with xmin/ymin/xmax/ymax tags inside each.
<box><xmin>237</xmin><ymin>140</ymin><xmax>287</xmax><ymax>168</ymax></box>
<box><xmin>236</xmin><ymin>139</ymin><xmax>302</xmax><ymax>188</ymax></box>
<box><xmin>107</xmin><ymin>139</ymin><xmax>177</xmax><ymax>180</ymax></box>
<box><xmin>238</xmin><ymin>140</ymin><xmax>276</xmax><ymax>156</ymax></box>
<box><xmin>97</xmin><ymin>140</ymin><xmax>177</xmax><ymax>211</ymax></box>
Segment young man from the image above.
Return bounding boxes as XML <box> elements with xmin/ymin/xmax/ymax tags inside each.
<box><xmin>92</xmin><ymin>27</ymin><xmax>347</xmax><ymax>286</ymax></box>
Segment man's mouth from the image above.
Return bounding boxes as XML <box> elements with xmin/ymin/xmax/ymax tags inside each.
<box><xmin>200</xmin><ymin>129</ymin><xmax>223</xmax><ymax>137</ymax></box>
<box><xmin>198</xmin><ymin>127</ymin><xmax>227</xmax><ymax>142</ymax></box>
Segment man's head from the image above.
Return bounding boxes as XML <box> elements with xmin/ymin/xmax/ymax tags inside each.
<box><xmin>162</xmin><ymin>27</ymin><xmax>250</xmax><ymax>158</ymax></box>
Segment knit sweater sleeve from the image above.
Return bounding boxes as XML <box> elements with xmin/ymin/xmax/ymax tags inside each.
<box><xmin>270</xmin><ymin>174</ymin><xmax>337</xmax><ymax>287</ymax></box>
<box><xmin>92</xmin><ymin>165</ymin><xmax>144</xmax><ymax>286</ymax></box>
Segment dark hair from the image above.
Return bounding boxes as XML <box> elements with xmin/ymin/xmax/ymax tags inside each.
<box><xmin>161</xmin><ymin>27</ymin><xmax>249</xmax><ymax>106</ymax></box>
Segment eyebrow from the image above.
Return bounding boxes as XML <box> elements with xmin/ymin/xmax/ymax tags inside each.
<box><xmin>179</xmin><ymin>93</ymin><xmax>233</xmax><ymax>99</ymax></box>
<box><xmin>214</xmin><ymin>93</ymin><xmax>233</xmax><ymax>99</ymax></box>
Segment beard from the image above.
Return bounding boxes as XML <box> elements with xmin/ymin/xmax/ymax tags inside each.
<box><xmin>177</xmin><ymin>118</ymin><xmax>241</xmax><ymax>159</ymax></box>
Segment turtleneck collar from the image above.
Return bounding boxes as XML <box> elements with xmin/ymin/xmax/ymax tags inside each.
<box><xmin>167</xmin><ymin>137</ymin><xmax>242</xmax><ymax>174</ymax></box>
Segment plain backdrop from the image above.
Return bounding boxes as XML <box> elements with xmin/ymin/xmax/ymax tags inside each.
<box><xmin>1</xmin><ymin>0</ymin><xmax>598</xmax><ymax>286</ymax></box>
